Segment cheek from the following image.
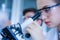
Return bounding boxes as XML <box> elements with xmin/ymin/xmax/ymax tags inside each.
<box><xmin>50</xmin><ymin>10</ymin><xmax>60</xmax><ymax>25</ymax></box>
<box><xmin>51</xmin><ymin>7</ymin><xmax>60</xmax><ymax>20</ymax></box>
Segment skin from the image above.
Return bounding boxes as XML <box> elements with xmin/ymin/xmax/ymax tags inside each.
<box><xmin>26</xmin><ymin>21</ymin><xmax>45</xmax><ymax>40</ymax></box>
<box><xmin>26</xmin><ymin>0</ymin><xmax>60</xmax><ymax>40</ymax></box>
<box><xmin>24</xmin><ymin>11</ymin><xmax>44</xmax><ymax>40</ymax></box>
<box><xmin>40</xmin><ymin>0</ymin><xmax>60</xmax><ymax>28</ymax></box>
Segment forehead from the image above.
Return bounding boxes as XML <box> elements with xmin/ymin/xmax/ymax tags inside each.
<box><xmin>25</xmin><ymin>11</ymin><xmax>35</xmax><ymax>14</ymax></box>
<box><xmin>25</xmin><ymin>12</ymin><xmax>35</xmax><ymax>16</ymax></box>
<box><xmin>37</xmin><ymin>0</ymin><xmax>56</xmax><ymax>9</ymax></box>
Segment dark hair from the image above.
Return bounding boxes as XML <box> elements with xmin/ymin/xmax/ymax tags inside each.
<box><xmin>54</xmin><ymin>0</ymin><xmax>60</xmax><ymax>3</ymax></box>
<box><xmin>23</xmin><ymin>8</ymin><xmax>36</xmax><ymax>16</ymax></box>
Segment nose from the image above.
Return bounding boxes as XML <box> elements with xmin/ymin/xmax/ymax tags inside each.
<box><xmin>41</xmin><ymin>12</ymin><xmax>48</xmax><ymax>21</ymax></box>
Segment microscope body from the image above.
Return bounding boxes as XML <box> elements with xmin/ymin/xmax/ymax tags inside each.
<box><xmin>0</xmin><ymin>11</ymin><xmax>41</xmax><ymax>40</ymax></box>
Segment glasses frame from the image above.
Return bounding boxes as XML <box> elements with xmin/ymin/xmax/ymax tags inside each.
<box><xmin>38</xmin><ymin>3</ymin><xmax>60</xmax><ymax>12</ymax></box>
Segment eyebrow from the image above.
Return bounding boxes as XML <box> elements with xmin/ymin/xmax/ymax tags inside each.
<box><xmin>38</xmin><ymin>3</ymin><xmax>60</xmax><ymax>11</ymax></box>
<box><xmin>37</xmin><ymin>5</ymin><xmax>50</xmax><ymax>11</ymax></box>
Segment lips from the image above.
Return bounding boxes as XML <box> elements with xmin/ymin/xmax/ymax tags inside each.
<box><xmin>45</xmin><ymin>21</ymin><xmax>51</xmax><ymax>26</ymax></box>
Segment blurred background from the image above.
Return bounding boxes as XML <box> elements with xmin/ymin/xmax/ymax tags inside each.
<box><xmin>0</xmin><ymin>0</ymin><xmax>48</xmax><ymax>34</ymax></box>
<box><xmin>0</xmin><ymin>0</ymin><xmax>37</xmax><ymax>24</ymax></box>
<box><xmin>0</xmin><ymin>0</ymin><xmax>50</xmax><ymax>39</ymax></box>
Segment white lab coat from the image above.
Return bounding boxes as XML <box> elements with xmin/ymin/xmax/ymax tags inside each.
<box><xmin>46</xmin><ymin>28</ymin><xmax>58</xmax><ymax>40</ymax></box>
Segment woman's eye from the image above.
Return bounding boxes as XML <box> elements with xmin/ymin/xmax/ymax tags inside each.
<box><xmin>44</xmin><ymin>8</ymin><xmax>50</xmax><ymax>13</ymax></box>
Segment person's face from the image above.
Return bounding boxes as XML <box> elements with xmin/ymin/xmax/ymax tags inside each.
<box><xmin>24</xmin><ymin>11</ymin><xmax>35</xmax><ymax>20</ymax></box>
<box><xmin>39</xmin><ymin>0</ymin><xmax>60</xmax><ymax>28</ymax></box>
<box><xmin>24</xmin><ymin>11</ymin><xmax>42</xmax><ymax>25</ymax></box>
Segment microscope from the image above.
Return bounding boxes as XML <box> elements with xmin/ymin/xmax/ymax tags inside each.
<box><xmin>0</xmin><ymin>11</ymin><xmax>42</xmax><ymax>40</ymax></box>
